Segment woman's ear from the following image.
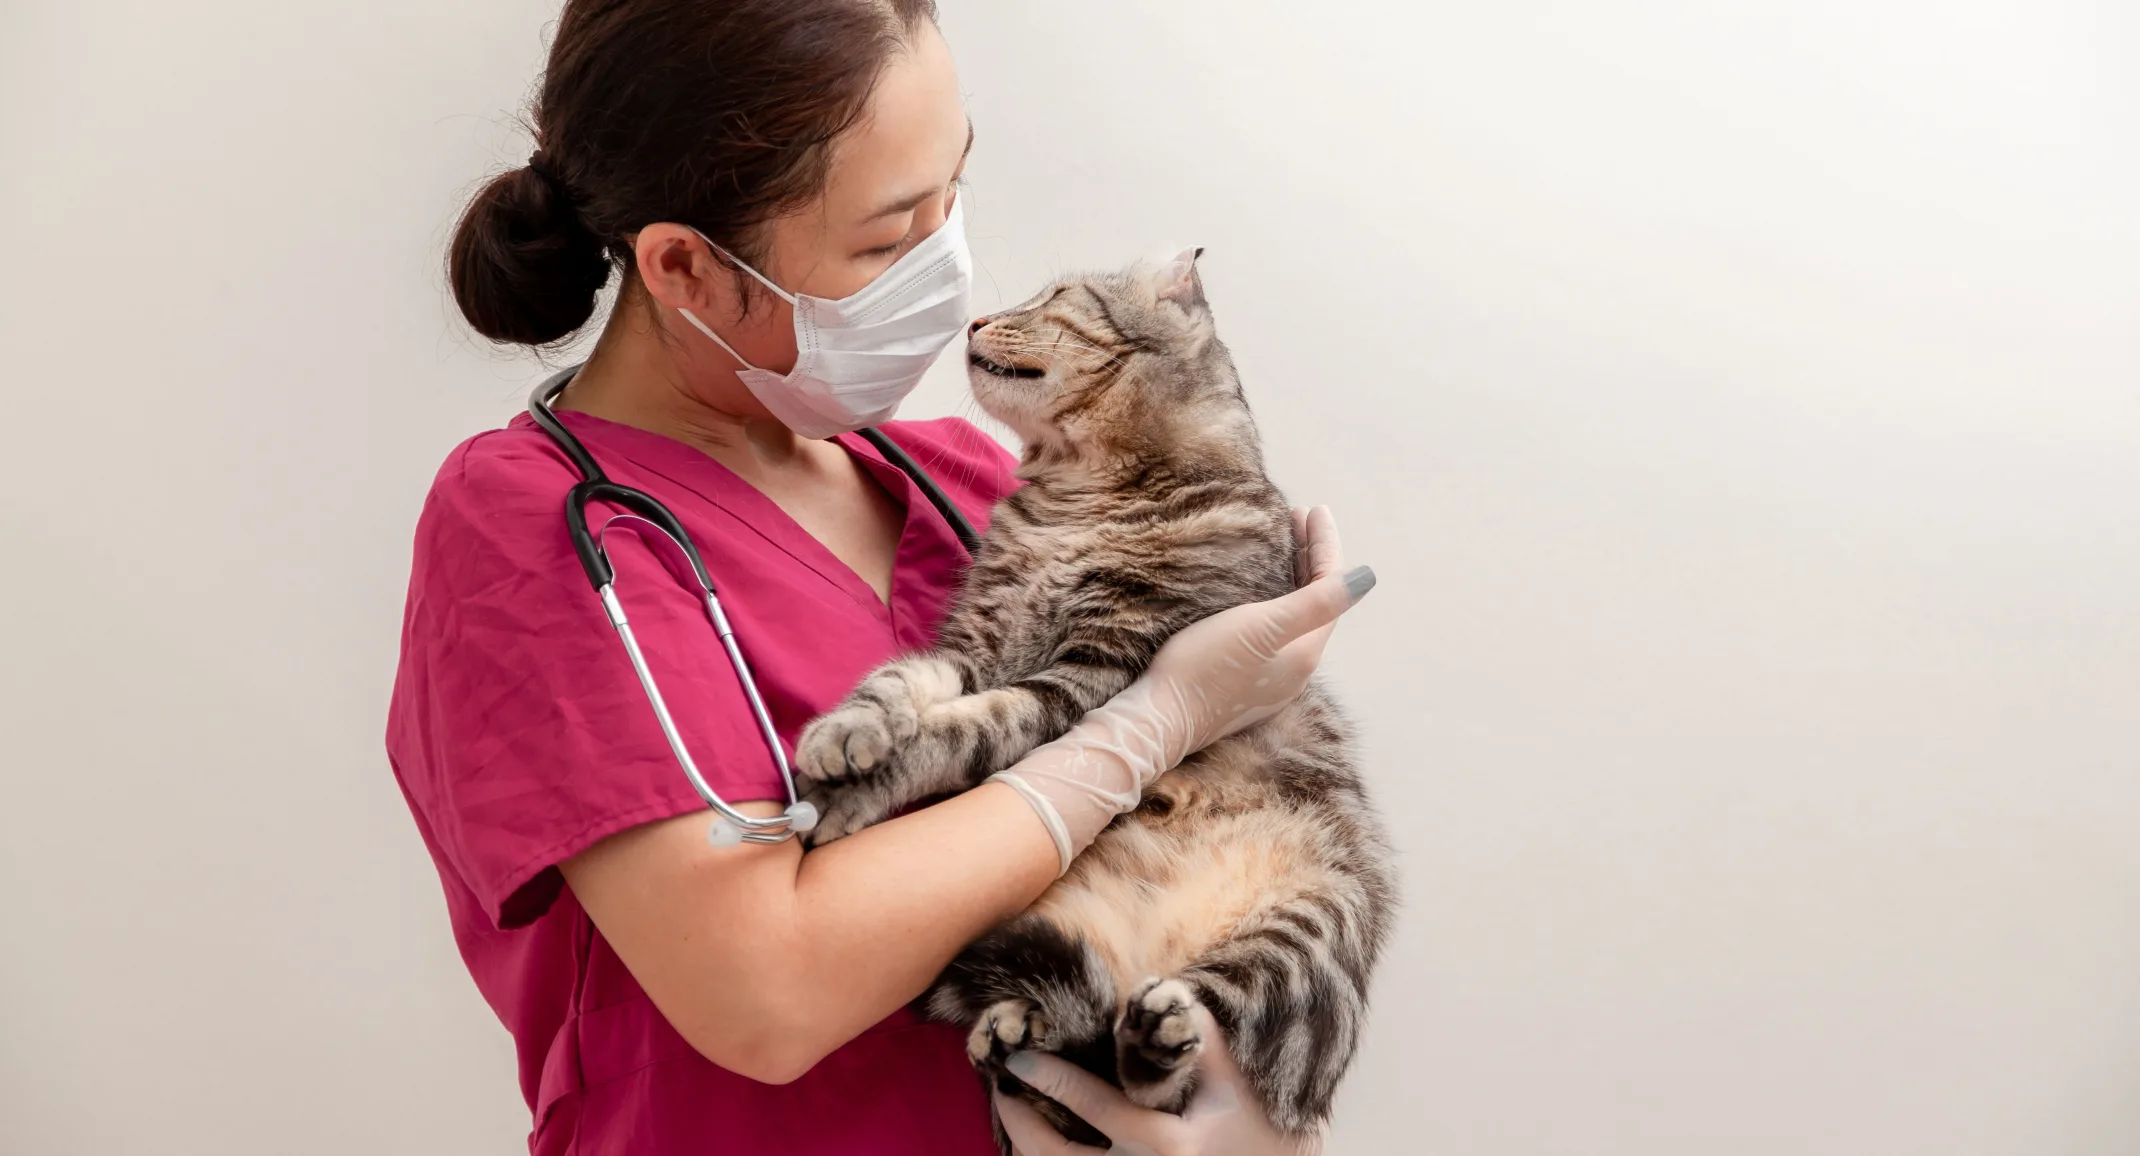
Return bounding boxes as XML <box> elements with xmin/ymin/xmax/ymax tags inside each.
<box><xmin>1157</xmin><ymin>247</ymin><xmax>1208</xmax><ymax>310</ymax></box>
<box><xmin>634</xmin><ymin>223</ymin><xmax>729</xmax><ymax>313</ymax></box>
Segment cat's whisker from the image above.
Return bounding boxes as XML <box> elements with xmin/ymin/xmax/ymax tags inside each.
<box><xmin>907</xmin><ymin>428</ymin><xmax>965</xmax><ymax>501</ymax></box>
<box><xmin>944</xmin><ymin>396</ymin><xmax>995</xmax><ymax>499</ymax></box>
<box><xmin>1000</xmin><ymin>338</ymin><xmax>1127</xmax><ymax>372</ymax></box>
<box><xmin>1042</xmin><ymin>337</ymin><xmax>1130</xmax><ymax>371</ymax></box>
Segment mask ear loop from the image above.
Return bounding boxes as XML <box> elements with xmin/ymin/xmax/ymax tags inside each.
<box><xmin>676</xmin><ymin>308</ymin><xmax>760</xmax><ymax>371</ymax></box>
<box><xmin>689</xmin><ymin>227</ymin><xmax>800</xmax><ymax>305</ymax></box>
<box><xmin>676</xmin><ymin>226</ymin><xmax>804</xmax><ymax>373</ymax></box>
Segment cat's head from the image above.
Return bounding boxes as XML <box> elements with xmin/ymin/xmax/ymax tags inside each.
<box><xmin>965</xmin><ymin>250</ymin><xmax>1259</xmax><ymax>473</ymax></box>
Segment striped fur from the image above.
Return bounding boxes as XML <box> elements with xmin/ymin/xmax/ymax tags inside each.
<box><xmin>797</xmin><ymin>253</ymin><xmax>1396</xmax><ymax>1145</ymax></box>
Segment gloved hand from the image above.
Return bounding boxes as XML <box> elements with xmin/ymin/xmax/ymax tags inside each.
<box><xmin>994</xmin><ymin>1005</ymin><xmax>1325</xmax><ymax>1156</ymax></box>
<box><xmin>988</xmin><ymin>506</ymin><xmax>1373</xmax><ymax>871</ymax></box>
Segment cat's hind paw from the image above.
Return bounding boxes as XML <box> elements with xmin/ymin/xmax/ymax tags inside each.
<box><xmin>969</xmin><ymin>998</ymin><xmax>1055</xmax><ymax>1090</ymax></box>
<box><xmin>1116</xmin><ymin>976</ymin><xmax>1205</xmax><ymax>1111</ymax></box>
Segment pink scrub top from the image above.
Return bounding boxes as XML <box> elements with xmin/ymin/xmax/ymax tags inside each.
<box><xmin>385</xmin><ymin>408</ymin><xmax>1018</xmax><ymax>1155</ymax></box>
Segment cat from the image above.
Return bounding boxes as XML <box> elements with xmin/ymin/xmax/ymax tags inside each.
<box><xmin>794</xmin><ymin>250</ymin><xmax>1396</xmax><ymax>1148</ymax></box>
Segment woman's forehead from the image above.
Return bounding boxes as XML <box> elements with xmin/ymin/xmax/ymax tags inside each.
<box><xmin>821</xmin><ymin>22</ymin><xmax>968</xmax><ymax>229</ymax></box>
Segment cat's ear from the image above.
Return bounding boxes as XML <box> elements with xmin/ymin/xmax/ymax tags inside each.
<box><xmin>1157</xmin><ymin>247</ymin><xmax>1207</xmax><ymax>310</ymax></box>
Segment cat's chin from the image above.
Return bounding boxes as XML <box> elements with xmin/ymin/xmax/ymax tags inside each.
<box><xmin>966</xmin><ymin>375</ymin><xmax>1045</xmax><ymax>440</ymax></box>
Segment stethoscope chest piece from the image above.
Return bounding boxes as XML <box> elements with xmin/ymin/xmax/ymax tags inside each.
<box><xmin>710</xmin><ymin>801</ymin><xmax>819</xmax><ymax>848</ymax></box>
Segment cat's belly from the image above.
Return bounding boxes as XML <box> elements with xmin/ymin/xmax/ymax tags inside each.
<box><xmin>1025</xmin><ymin>743</ymin><xmax>1351</xmax><ymax>988</ymax></box>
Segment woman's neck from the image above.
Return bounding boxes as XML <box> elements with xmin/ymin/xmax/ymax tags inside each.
<box><xmin>558</xmin><ymin>294</ymin><xmax>818</xmax><ymax>473</ymax></box>
<box><xmin>551</xmin><ymin>290</ymin><xmax>905</xmax><ymax>603</ymax></box>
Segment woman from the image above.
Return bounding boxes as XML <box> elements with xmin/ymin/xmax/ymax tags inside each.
<box><xmin>387</xmin><ymin>2</ymin><xmax>1367</xmax><ymax>1153</ymax></box>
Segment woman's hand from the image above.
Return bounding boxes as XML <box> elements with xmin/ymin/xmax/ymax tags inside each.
<box><xmin>993</xmin><ymin>1005</ymin><xmax>1325</xmax><ymax>1156</ymax></box>
<box><xmin>987</xmin><ymin>507</ymin><xmax>1374</xmax><ymax>870</ymax></box>
<box><xmin>1133</xmin><ymin>504</ymin><xmax>1370</xmax><ymax>756</ymax></box>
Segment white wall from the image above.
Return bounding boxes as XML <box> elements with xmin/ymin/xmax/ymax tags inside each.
<box><xmin>3</xmin><ymin>1</ymin><xmax>2135</xmax><ymax>1153</ymax></box>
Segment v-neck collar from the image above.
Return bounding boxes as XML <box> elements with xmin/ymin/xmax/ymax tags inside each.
<box><xmin>517</xmin><ymin>410</ymin><xmax>957</xmax><ymax>634</ymax></box>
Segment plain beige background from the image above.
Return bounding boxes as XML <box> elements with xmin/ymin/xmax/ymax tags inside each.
<box><xmin>3</xmin><ymin>0</ymin><xmax>2137</xmax><ymax>1152</ymax></box>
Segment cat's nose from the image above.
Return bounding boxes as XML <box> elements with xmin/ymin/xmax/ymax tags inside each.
<box><xmin>968</xmin><ymin>317</ymin><xmax>989</xmax><ymax>335</ymax></box>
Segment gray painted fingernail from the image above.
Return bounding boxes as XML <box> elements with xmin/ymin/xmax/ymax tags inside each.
<box><xmin>1343</xmin><ymin>565</ymin><xmax>1377</xmax><ymax>602</ymax></box>
<box><xmin>1004</xmin><ymin>1051</ymin><xmax>1040</xmax><ymax>1079</ymax></box>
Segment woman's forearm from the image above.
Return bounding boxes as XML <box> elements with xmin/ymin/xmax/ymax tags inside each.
<box><xmin>561</xmin><ymin>780</ymin><xmax>1059</xmax><ymax>1084</ymax></box>
<box><xmin>781</xmin><ymin>783</ymin><xmax>1060</xmax><ymax>1047</ymax></box>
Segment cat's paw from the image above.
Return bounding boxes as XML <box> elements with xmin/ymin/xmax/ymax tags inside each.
<box><xmin>1115</xmin><ymin>976</ymin><xmax>1205</xmax><ymax>1110</ymax></box>
<box><xmin>797</xmin><ymin>779</ymin><xmax>902</xmax><ymax>847</ymax></box>
<box><xmin>795</xmin><ymin>699</ymin><xmax>909</xmax><ymax>784</ymax></box>
<box><xmin>794</xmin><ymin>658</ymin><xmax>963</xmax><ymax>784</ymax></box>
<box><xmin>969</xmin><ymin>998</ymin><xmax>1055</xmax><ymax>1087</ymax></box>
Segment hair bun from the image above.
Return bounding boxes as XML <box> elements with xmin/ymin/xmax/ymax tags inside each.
<box><xmin>448</xmin><ymin>164</ymin><xmax>611</xmax><ymax>346</ymax></box>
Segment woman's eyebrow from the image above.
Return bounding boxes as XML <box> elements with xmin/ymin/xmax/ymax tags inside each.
<box><xmin>858</xmin><ymin>121</ymin><xmax>975</xmax><ymax>223</ymax></box>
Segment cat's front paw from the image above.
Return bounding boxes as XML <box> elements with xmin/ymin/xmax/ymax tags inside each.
<box><xmin>1115</xmin><ymin>977</ymin><xmax>1206</xmax><ymax>1111</ymax></box>
<box><xmin>797</xmin><ymin>779</ymin><xmax>902</xmax><ymax>847</ymax></box>
<box><xmin>795</xmin><ymin>699</ymin><xmax>912</xmax><ymax>784</ymax></box>
<box><xmin>794</xmin><ymin>657</ymin><xmax>965</xmax><ymax>784</ymax></box>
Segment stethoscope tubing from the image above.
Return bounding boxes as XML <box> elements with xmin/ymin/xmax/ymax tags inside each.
<box><xmin>595</xmin><ymin>574</ymin><xmax>799</xmax><ymax>844</ymax></box>
<box><xmin>526</xmin><ymin>365</ymin><xmax>979</xmax><ymax>845</ymax></box>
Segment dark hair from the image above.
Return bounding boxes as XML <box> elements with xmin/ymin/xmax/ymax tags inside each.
<box><xmin>449</xmin><ymin>0</ymin><xmax>940</xmax><ymax>346</ymax></box>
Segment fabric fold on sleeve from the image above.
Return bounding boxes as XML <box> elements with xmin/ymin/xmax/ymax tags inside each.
<box><xmin>396</xmin><ymin>433</ymin><xmax>787</xmax><ymax>929</ymax></box>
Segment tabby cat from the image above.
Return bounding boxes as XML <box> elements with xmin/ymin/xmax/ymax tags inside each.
<box><xmin>794</xmin><ymin>252</ymin><xmax>1395</xmax><ymax>1147</ymax></box>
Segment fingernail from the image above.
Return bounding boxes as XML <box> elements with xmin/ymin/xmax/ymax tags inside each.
<box><xmin>1343</xmin><ymin>565</ymin><xmax>1376</xmax><ymax>602</ymax></box>
<box><xmin>1004</xmin><ymin>1052</ymin><xmax>1039</xmax><ymax>1080</ymax></box>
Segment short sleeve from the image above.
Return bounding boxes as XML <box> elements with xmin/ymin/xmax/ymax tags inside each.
<box><xmin>389</xmin><ymin>432</ymin><xmax>784</xmax><ymax>929</ymax></box>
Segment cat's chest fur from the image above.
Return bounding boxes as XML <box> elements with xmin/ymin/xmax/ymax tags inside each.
<box><xmin>952</xmin><ymin>476</ymin><xmax>1295</xmax><ymax>684</ymax></box>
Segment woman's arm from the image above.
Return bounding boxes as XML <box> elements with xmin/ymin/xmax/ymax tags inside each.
<box><xmin>561</xmin><ymin>780</ymin><xmax>1057</xmax><ymax>1084</ymax></box>
<box><xmin>562</xmin><ymin>507</ymin><xmax>1368</xmax><ymax>1084</ymax></box>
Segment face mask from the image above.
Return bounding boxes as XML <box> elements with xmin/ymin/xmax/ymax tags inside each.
<box><xmin>677</xmin><ymin>197</ymin><xmax>974</xmax><ymax>439</ymax></box>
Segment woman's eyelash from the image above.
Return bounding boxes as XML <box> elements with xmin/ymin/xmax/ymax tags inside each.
<box><xmin>863</xmin><ymin>180</ymin><xmax>965</xmax><ymax>259</ymax></box>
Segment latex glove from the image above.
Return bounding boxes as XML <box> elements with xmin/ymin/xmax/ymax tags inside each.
<box><xmin>988</xmin><ymin>506</ymin><xmax>1374</xmax><ymax>871</ymax></box>
<box><xmin>994</xmin><ymin>1005</ymin><xmax>1325</xmax><ymax>1156</ymax></box>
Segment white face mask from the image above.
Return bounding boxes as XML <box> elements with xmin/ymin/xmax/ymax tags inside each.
<box><xmin>677</xmin><ymin>197</ymin><xmax>974</xmax><ymax>439</ymax></box>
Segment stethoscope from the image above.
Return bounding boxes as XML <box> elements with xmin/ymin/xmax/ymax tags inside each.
<box><xmin>526</xmin><ymin>365</ymin><xmax>982</xmax><ymax>846</ymax></box>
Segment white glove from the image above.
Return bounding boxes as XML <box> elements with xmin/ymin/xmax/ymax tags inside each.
<box><xmin>988</xmin><ymin>507</ymin><xmax>1373</xmax><ymax>871</ymax></box>
<box><xmin>995</xmin><ymin>1005</ymin><xmax>1326</xmax><ymax>1156</ymax></box>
